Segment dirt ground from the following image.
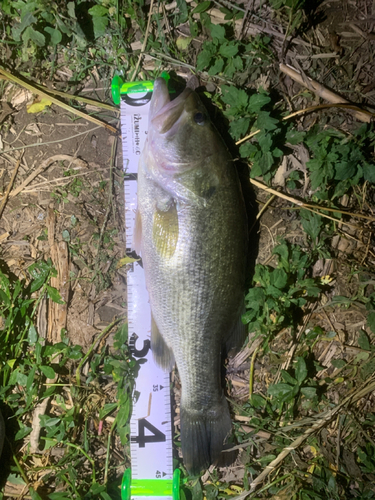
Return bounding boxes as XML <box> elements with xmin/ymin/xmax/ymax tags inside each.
<box><xmin>0</xmin><ymin>90</ymin><xmax>126</xmax><ymax>349</ymax></box>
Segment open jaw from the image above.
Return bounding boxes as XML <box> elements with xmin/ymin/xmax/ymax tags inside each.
<box><xmin>151</xmin><ymin>82</ymin><xmax>193</xmax><ymax>135</ymax></box>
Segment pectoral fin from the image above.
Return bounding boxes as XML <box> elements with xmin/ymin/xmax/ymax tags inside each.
<box><xmin>151</xmin><ymin>315</ymin><xmax>175</xmax><ymax>372</ymax></box>
<box><xmin>152</xmin><ymin>202</ymin><xmax>179</xmax><ymax>259</ymax></box>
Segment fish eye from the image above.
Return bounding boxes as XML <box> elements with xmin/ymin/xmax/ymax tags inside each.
<box><xmin>193</xmin><ymin>112</ymin><xmax>206</xmax><ymax>125</ymax></box>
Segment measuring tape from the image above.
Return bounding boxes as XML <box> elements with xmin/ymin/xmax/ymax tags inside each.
<box><xmin>112</xmin><ymin>74</ymin><xmax>180</xmax><ymax>500</ymax></box>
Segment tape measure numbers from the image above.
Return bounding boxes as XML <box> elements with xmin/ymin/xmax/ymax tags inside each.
<box><xmin>113</xmin><ymin>75</ymin><xmax>179</xmax><ymax>500</ymax></box>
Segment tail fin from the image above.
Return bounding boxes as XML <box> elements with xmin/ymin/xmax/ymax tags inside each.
<box><xmin>180</xmin><ymin>395</ymin><xmax>232</xmax><ymax>475</ymax></box>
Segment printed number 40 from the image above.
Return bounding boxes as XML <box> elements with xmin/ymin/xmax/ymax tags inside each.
<box><xmin>131</xmin><ymin>418</ymin><xmax>166</xmax><ymax>447</ymax></box>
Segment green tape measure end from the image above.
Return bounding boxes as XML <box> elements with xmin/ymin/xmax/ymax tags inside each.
<box><xmin>111</xmin><ymin>72</ymin><xmax>171</xmax><ymax>104</ymax></box>
<box><xmin>121</xmin><ymin>468</ymin><xmax>180</xmax><ymax>500</ymax></box>
<box><xmin>111</xmin><ymin>74</ymin><xmax>123</xmax><ymax>105</ymax></box>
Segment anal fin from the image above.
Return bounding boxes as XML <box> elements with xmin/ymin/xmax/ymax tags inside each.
<box><xmin>151</xmin><ymin>315</ymin><xmax>175</xmax><ymax>372</ymax></box>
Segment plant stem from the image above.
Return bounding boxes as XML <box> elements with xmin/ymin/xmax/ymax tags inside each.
<box><xmin>75</xmin><ymin>317</ymin><xmax>124</xmax><ymax>387</ymax></box>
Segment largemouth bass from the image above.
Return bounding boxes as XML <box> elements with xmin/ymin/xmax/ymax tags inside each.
<box><xmin>135</xmin><ymin>78</ymin><xmax>247</xmax><ymax>475</ymax></box>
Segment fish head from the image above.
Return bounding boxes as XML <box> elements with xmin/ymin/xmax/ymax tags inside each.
<box><xmin>148</xmin><ymin>78</ymin><xmax>224</xmax><ymax>174</ymax></box>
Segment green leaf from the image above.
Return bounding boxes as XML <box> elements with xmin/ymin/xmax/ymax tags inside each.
<box><xmin>361</xmin><ymin>358</ymin><xmax>375</xmax><ymax>380</ymax></box>
<box><xmin>42</xmin><ymin>437</ymin><xmax>58</xmax><ymax>450</ymax></box>
<box><xmin>196</xmin><ymin>49</ymin><xmax>212</xmax><ymax>70</ymax></box>
<box><xmin>309</xmin><ymin>167</ymin><xmax>326</xmax><ymax>190</ymax></box>
<box><xmin>40</xmin><ymin>365</ymin><xmax>56</xmax><ymax>379</ymax></box>
<box><xmin>300</xmin><ymin>210</ymin><xmax>322</xmax><ymax>242</ymax></box>
<box><xmin>258</xmin><ymin>454</ymin><xmax>277</xmax><ymax>465</ymax></box>
<box><xmin>176</xmin><ymin>0</ymin><xmax>189</xmax><ymax>22</ymax></box>
<box><xmin>358</xmin><ymin>330</ymin><xmax>371</xmax><ymax>350</ymax></box>
<box><xmin>48</xmin><ymin>493</ymin><xmax>72</xmax><ymax>500</ymax></box>
<box><xmin>28</xmin><ymin>323</ymin><xmax>38</xmax><ymax>344</ymax></box>
<box><xmin>67</xmin><ymin>2</ymin><xmax>76</xmax><ymax>18</ymax></box>
<box><xmin>19</xmin><ymin>11</ymin><xmax>37</xmax><ymax>32</ymax></box>
<box><xmin>268</xmin><ymin>383</ymin><xmax>298</xmax><ymax>403</ymax></box>
<box><xmin>117</xmin><ymin>396</ymin><xmax>130</xmax><ymax>427</ymax></box>
<box><xmin>16</xmin><ymin>371</ymin><xmax>28</xmax><ymax>387</ymax></box>
<box><xmin>22</xmin><ymin>26</ymin><xmax>46</xmax><ymax>47</ymax></box>
<box><xmin>334</xmin><ymin>160</ymin><xmax>356</xmax><ymax>180</ymax></box>
<box><xmin>192</xmin><ymin>479</ymin><xmax>204</xmax><ymax>500</ymax></box>
<box><xmin>56</xmin><ymin>16</ymin><xmax>72</xmax><ymax>35</ymax></box>
<box><xmin>62</xmin><ymin>229</ymin><xmax>70</xmax><ymax>242</ymax></box>
<box><xmin>256</xmin><ymin>111</ymin><xmax>279</xmax><ymax>131</ymax></box>
<box><xmin>300</xmin><ymin>386</ymin><xmax>317</xmax><ymax>399</ymax></box>
<box><xmin>44</xmin><ymin>27</ymin><xmax>62</xmax><ymax>45</ymax></box>
<box><xmin>88</xmin><ymin>5</ymin><xmax>108</xmax><ymax>16</ymax></box>
<box><xmin>295</xmin><ymin>357</ymin><xmax>308</xmax><ymax>384</ymax></box>
<box><xmin>40</xmin><ymin>415</ymin><xmax>61</xmax><ymax>428</ymax></box>
<box><xmin>27</xmin><ymin>365</ymin><xmax>37</xmax><ymax>391</ymax></box>
<box><xmin>11</xmin><ymin>25</ymin><xmax>23</xmax><ymax>42</ymax></box>
<box><xmin>229</xmin><ymin>117</ymin><xmax>250</xmax><ymax>140</ymax></box>
<box><xmin>265</xmin><ymin>284</ymin><xmax>284</xmax><ymax>299</ymax></box>
<box><xmin>15</xmin><ymin>425</ymin><xmax>32</xmax><ymax>441</ymax></box>
<box><xmin>363</xmin><ymin>162</ymin><xmax>375</xmax><ymax>183</ymax></box>
<box><xmin>219</xmin><ymin>42</ymin><xmax>239</xmax><ymax>58</ymax></box>
<box><xmin>249</xmin><ymin>394</ymin><xmax>266</xmax><ymax>408</ymax></box>
<box><xmin>28</xmin><ymin>261</ymin><xmax>52</xmax><ymax>292</ymax></box>
<box><xmin>114</xmin><ymin>323</ymin><xmax>128</xmax><ymax>349</ymax></box>
<box><xmin>224</xmin><ymin>55</ymin><xmax>243</xmax><ymax>78</ymax></box>
<box><xmin>91</xmin><ymin>14</ymin><xmax>109</xmax><ymax>38</ymax></box>
<box><xmin>12</xmin><ymin>280</ymin><xmax>22</xmax><ymax>300</ymax></box>
<box><xmin>248</xmin><ymin>93</ymin><xmax>271</xmax><ymax>113</ymax></box>
<box><xmin>29</xmin><ymin>487</ymin><xmax>43</xmax><ymax>500</ymax></box>
<box><xmin>245</xmin><ymin>287</ymin><xmax>265</xmax><ymax>309</ymax></box>
<box><xmin>176</xmin><ymin>36</ymin><xmax>192</xmax><ymax>50</ymax></box>
<box><xmin>6</xmin><ymin>474</ymin><xmax>26</xmax><ymax>486</ymax></box>
<box><xmin>99</xmin><ymin>403</ymin><xmax>117</xmax><ymax>420</ymax></box>
<box><xmin>192</xmin><ymin>1</ymin><xmax>211</xmax><ymax>13</ymax></box>
<box><xmin>286</xmin><ymin>128</ymin><xmax>305</xmax><ymax>145</ymax></box>
<box><xmin>367</xmin><ymin>311</ymin><xmax>375</xmax><ymax>334</ymax></box>
<box><xmin>46</xmin><ymin>285</ymin><xmax>64</xmax><ymax>304</ymax></box>
<box><xmin>331</xmin><ymin>295</ymin><xmax>353</xmax><ymax>306</ymax></box>
<box><xmin>189</xmin><ymin>18</ymin><xmax>199</xmax><ymax>37</ymax></box>
<box><xmin>207</xmin><ymin>57</ymin><xmax>224</xmax><ymax>75</ymax></box>
<box><xmin>118</xmin><ymin>423</ymin><xmax>129</xmax><ymax>446</ymax></box>
<box><xmin>281</xmin><ymin>370</ymin><xmax>297</xmax><ymax>385</ymax></box>
<box><xmin>0</xmin><ymin>289</ymin><xmax>11</xmax><ymax>307</ymax></box>
<box><xmin>221</xmin><ymin>85</ymin><xmax>248</xmax><ymax>111</ymax></box>
<box><xmin>88</xmin><ymin>483</ymin><xmax>107</xmax><ymax>495</ymax></box>
<box><xmin>258</xmin><ymin>151</ymin><xmax>274</xmax><ymax>175</ymax></box>
<box><xmin>331</xmin><ymin>359</ymin><xmax>346</xmax><ymax>369</ymax></box>
<box><xmin>270</xmin><ymin>268</ymin><xmax>288</xmax><ymax>289</ymax></box>
<box><xmin>210</xmin><ymin>23</ymin><xmax>226</xmax><ymax>40</ymax></box>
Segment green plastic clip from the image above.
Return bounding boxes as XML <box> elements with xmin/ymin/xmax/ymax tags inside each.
<box><xmin>111</xmin><ymin>72</ymin><xmax>170</xmax><ymax>105</ymax></box>
<box><xmin>121</xmin><ymin>468</ymin><xmax>180</xmax><ymax>500</ymax></box>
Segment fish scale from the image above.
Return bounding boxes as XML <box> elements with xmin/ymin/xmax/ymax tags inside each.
<box><xmin>136</xmin><ymin>78</ymin><xmax>247</xmax><ymax>475</ymax></box>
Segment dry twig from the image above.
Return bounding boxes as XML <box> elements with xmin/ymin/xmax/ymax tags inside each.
<box><xmin>0</xmin><ymin>155</ymin><xmax>87</xmax><ymax>200</ymax></box>
<box><xmin>249</xmin><ymin>178</ymin><xmax>374</xmax><ymax>229</ymax></box>
<box><xmin>232</xmin><ymin>373</ymin><xmax>375</xmax><ymax>497</ymax></box>
<box><xmin>0</xmin><ymin>153</ymin><xmax>23</xmax><ymax>219</ymax></box>
<box><xmin>279</xmin><ymin>63</ymin><xmax>372</xmax><ymax>123</ymax></box>
<box><xmin>0</xmin><ymin>67</ymin><xmax>117</xmax><ymax>133</ymax></box>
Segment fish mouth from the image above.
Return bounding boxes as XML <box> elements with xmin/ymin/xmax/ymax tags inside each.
<box><xmin>151</xmin><ymin>79</ymin><xmax>194</xmax><ymax>135</ymax></box>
